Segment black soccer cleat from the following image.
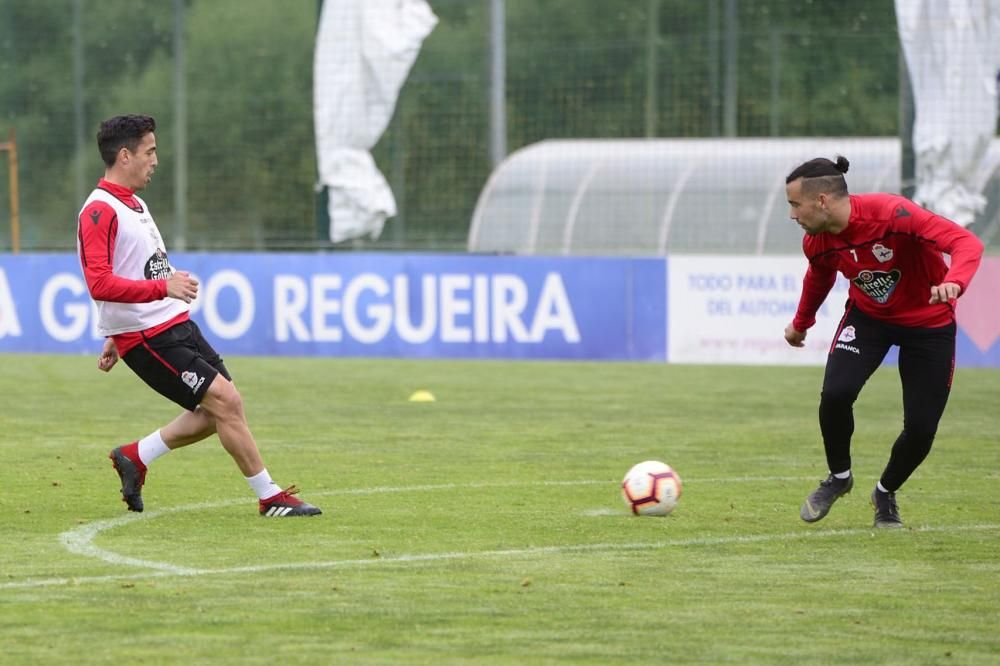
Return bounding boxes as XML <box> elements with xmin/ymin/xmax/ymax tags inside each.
<box><xmin>109</xmin><ymin>445</ymin><xmax>147</xmax><ymax>513</ymax></box>
<box><xmin>259</xmin><ymin>485</ymin><xmax>322</xmax><ymax>517</ymax></box>
<box><xmin>870</xmin><ymin>488</ymin><xmax>904</xmax><ymax>529</ymax></box>
<box><xmin>800</xmin><ymin>473</ymin><xmax>853</xmax><ymax>523</ymax></box>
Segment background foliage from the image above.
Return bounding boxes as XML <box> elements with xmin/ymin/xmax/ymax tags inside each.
<box><xmin>0</xmin><ymin>0</ymin><xmax>905</xmax><ymax>251</ymax></box>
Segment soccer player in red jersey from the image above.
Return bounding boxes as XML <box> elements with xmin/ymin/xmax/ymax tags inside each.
<box><xmin>783</xmin><ymin>155</ymin><xmax>983</xmax><ymax>528</ymax></box>
<box><xmin>77</xmin><ymin>115</ymin><xmax>321</xmax><ymax>517</ymax></box>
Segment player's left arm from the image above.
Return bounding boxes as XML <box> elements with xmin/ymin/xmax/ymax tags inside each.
<box><xmin>893</xmin><ymin>200</ymin><xmax>985</xmax><ymax>303</ymax></box>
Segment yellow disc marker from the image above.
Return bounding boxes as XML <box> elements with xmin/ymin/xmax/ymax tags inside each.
<box><xmin>408</xmin><ymin>389</ymin><xmax>436</xmax><ymax>402</ymax></box>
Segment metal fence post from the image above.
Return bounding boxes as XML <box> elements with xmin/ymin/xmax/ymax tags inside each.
<box><xmin>489</xmin><ymin>0</ymin><xmax>506</xmax><ymax>168</ymax></box>
<box><xmin>1</xmin><ymin>128</ymin><xmax>19</xmax><ymax>253</ymax></box>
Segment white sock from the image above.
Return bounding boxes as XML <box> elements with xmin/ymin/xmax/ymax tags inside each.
<box><xmin>137</xmin><ymin>430</ymin><xmax>171</xmax><ymax>466</ymax></box>
<box><xmin>245</xmin><ymin>469</ymin><xmax>282</xmax><ymax>500</ymax></box>
<box><xmin>876</xmin><ymin>481</ymin><xmax>889</xmax><ymax>493</ymax></box>
<box><xmin>833</xmin><ymin>470</ymin><xmax>851</xmax><ymax>480</ymax></box>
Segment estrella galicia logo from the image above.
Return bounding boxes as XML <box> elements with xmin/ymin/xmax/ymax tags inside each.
<box><xmin>144</xmin><ymin>248</ymin><xmax>173</xmax><ymax>280</ymax></box>
<box><xmin>852</xmin><ymin>269</ymin><xmax>901</xmax><ymax>304</ymax></box>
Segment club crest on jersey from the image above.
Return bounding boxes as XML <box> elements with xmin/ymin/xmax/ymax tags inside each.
<box><xmin>837</xmin><ymin>326</ymin><xmax>856</xmax><ymax>343</ymax></box>
<box><xmin>852</xmin><ymin>269</ymin><xmax>901</xmax><ymax>304</ymax></box>
<box><xmin>181</xmin><ymin>371</ymin><xmax>205</xmax><ymax>393</ymax></box>
<box><xmin>871</xmin><ymin>243</ymin><xmax>893</xmax><ymax>262</ymax></box>
<box><xmin>144</xmin><ymin>248</ymin><xmax>173</xmax><ymax>280</ymax></box>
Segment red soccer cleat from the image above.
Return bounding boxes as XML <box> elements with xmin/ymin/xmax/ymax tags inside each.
<box><xmin>109</xmin><ymin>443</ymin><xmax>147</xmax><ymax>512</ymax></box>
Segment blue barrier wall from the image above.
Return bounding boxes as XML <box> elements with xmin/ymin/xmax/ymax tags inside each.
<box><xmin>0</xmin><ymin>253</ymin><xmax>667</xmax><ymax>361</ymax></box>
<box><xmin>1</xmin><ymin>253</ymin><xmax>996</xmax><ymax>366</ymax></box>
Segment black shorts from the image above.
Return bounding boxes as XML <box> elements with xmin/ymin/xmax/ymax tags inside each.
<box><xmin>121</xmin><ymin>320</ymin><xmax>232</xmax><ymax>411</ymax></box>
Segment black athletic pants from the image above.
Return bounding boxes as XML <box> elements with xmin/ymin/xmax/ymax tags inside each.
<box><xmin>819</xmin><ymin>304</ymin><xmax>956</xmax><ymax>492</ymax></box>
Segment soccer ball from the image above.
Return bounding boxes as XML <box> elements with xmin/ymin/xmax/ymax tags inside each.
<box><xmin>621</xmin><ymin>460</ymin><xmax>682</xmax><ymax>516</ymax></box>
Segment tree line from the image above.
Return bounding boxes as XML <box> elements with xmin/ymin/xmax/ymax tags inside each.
<box><xmin>0</xmin><ymin>0</ymin><xmax>900</xmax><ymax>252</ymax></box>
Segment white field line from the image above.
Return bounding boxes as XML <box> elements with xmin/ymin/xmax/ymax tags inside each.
<box><xmin>3</xmin><ymin>476</ymin><xmax>993</xmax><ymax>591</ymax></box>
<box><xmin>56</xmin><ymin>475</ymin><xmax>816</xmax><ymax>572</ymax></box>
<box><xmin>6</xmin><ymin>523</ymin><xmax>999</xmax><ymax>591</ymax></box>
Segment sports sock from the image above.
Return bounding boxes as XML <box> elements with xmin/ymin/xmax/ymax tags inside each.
<box><xmin>245</xmin><ymin>468</ymin><xmax>282</xmax><ymax>501</ymax></box>
<box><xmin>832</xmin><ymin>470</ymin><xmax>851</xmax><ymax>480</ymax></box>
<box><xmin>876</xmin><ymin>481</ymin><xmax>890</xmax><ymax>494</ymax></box>
<box><xmin>137</xmin><ymin>430</ymin><xmax>170</xmax><ymax>466</ymax></box>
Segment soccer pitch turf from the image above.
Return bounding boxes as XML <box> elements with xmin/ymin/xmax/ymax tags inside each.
<box><xmin>2</xmin><ymin>354</ymin><xmax>998</xmax><ymax>665</ymax></box>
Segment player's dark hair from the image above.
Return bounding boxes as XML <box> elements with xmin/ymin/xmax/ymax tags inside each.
<box><xmin>786</xmin><ymin>155</ymin><xmax>850</xmax><ymax>197</ymax></box>
<box><xmin>97</xmin><ymin>115</ymin><xmax>156</xmax><ymax>167</ymax></box>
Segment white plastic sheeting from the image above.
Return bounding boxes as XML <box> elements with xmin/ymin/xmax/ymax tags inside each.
<box><xmin>314</xmin><ymin>0</ymin><xmax>437</xmax><ymax>243</ymax></box>
<box><xmin>468</xmin><ymin>138</ymin><xmax>924</xmax><ymax>255</ymax></box>
<box><xmin>897</xmin><ymin>0</ymin><xmax>1000</xmax><ymax>227</ymax></box>
<box><xmin>469</xmin><ymin>137</ymin><xmax>1000</xmax><ymax>255</ymax></box>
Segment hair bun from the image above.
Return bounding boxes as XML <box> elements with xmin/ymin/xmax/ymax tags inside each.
<box><xmin>835</xmin><ymin>156</ymin><xmax>850</xmax><ymax>174</ymax></box>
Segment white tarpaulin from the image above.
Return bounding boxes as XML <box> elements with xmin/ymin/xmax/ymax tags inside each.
<box><xmin>896</xmin><ymin>0</ymin><xmax>1000</xmax><ymax>227</ymax></box>
<box><xmin>314</xmin><ymin>0</ymin><xmax>437</xmax><ymax>243</ymax></box>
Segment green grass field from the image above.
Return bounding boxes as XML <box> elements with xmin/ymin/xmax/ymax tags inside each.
<box><xmin>1</xmin><ymin>354</ymin><xmax>998</xmax><ymax>665</ymax></box>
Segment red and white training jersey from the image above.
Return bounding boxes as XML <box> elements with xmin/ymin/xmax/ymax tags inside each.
<box><xmin>77</xmin><ymin>179</ymin><xmax>189</xmax><ymax>340</ymax></box>
<box><xmin>792</xmin><ymin>193</ymin><xmax>984</xmax><ymax>331</ymax></box>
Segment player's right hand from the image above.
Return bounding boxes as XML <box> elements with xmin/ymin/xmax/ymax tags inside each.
<box><xmin>784</xmin><ymin>323</ymin><xmax>806</xmax><ymax>348</ymax></box>
<box><xmin>166</xmin><ymin>270</ymin><xmax>199</xmax><ymax>303</ymax></box>
<box><xmin>97</xmin><ymin>338</ymin><xmax>119</xmax><ymax>372</ymax></box>
<box><xmin>929</xmin><ymin>281</ymin><xmax>962</xmax><ymax>304</ymax></box>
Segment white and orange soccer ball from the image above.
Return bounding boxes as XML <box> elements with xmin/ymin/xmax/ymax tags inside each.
<box><xmin>621</xmin><ymin>460</ymin><xmax>682</xmax><ymax>516</ymax></box>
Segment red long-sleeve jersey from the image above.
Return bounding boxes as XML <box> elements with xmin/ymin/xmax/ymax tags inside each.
<box><xmin>792</xmin><ymin>193</ymin><xmax>984</xmax><ymax>331</ymax></box>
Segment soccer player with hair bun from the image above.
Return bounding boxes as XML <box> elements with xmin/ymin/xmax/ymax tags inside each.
<box><xmin>77</xmin><ymin>114</ymin><xmax>321</xmax><ymax>517</ymax></box>
<box><xmin>784</xmin><ymin>155</ymin><xmax>983</xmax><ymax>528</ymax></box>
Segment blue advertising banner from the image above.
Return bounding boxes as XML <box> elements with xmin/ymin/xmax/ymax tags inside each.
<box><xmin>0</xmin><ymin>253</ymin><xmax>667</xmax><ymax>361</ymax></box>
<box><xmin>2</xmin><ymin>253</ymin><xmax>994</xmax><ymax>366</ymax></box>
